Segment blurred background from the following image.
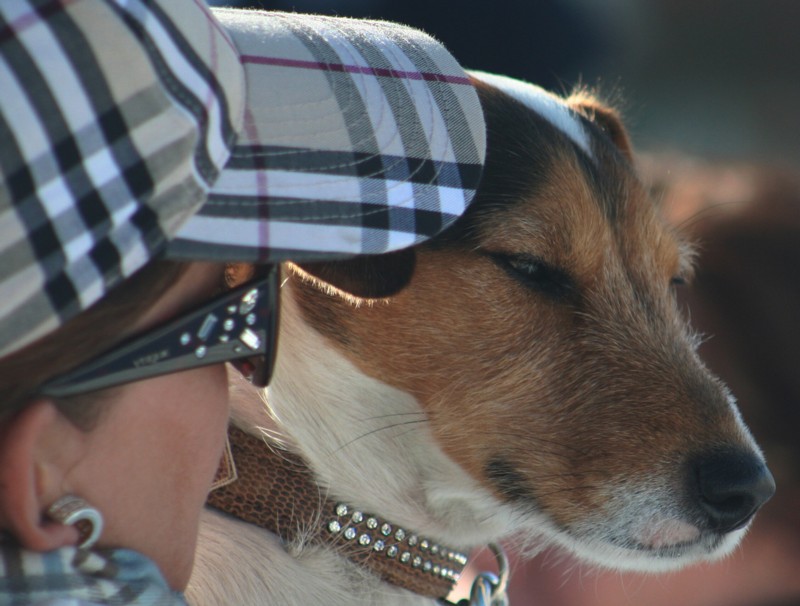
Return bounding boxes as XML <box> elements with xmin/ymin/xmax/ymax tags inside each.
<box><xmin>210</xmin><ymin>0</ymin><xmax>800</xmax><ymax>165</ymax></box>
<box><xmin>210</xmin><ymin>1</ymin><xmax>800</xmax><ymax>604</ymax></box>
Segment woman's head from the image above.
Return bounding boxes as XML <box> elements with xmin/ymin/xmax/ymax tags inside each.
<box><xmin>0</xmin><ymin>261</ymin><xmax>235</xmax><ymax>589</ymax></box>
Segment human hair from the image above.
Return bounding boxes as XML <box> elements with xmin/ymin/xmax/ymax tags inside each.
<box><xmin>0</xmin><ymin>260</ymin><xmax>194</xmax><ymax>429</ymax></box>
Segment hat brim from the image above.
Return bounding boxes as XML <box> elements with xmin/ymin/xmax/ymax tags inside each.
<box><xmin>167</xmin><ymin>10</ymin><xmax>485</xmax><ymax>263</ymax></box>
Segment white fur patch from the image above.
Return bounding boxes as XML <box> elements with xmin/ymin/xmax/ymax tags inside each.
<box><xmin>264</xmin><ymin>286</ymin><xmax>520</xmax><ymax>546</ymax></box>
<box><xmin>470</xmin><ymin>70</ymin><xmax>593</xmax><ymax>158</ymax></box>
<box><xmin>190</xmin><ymin>509</ymin><xmax>432</xmax><ymax>606</ymax></box>
<box><xmin>192</xmin><ymin>284</ymin><xmax>523</xmax><ymax>605</ymax></box>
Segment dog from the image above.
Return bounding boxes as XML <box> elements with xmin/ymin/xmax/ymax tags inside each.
<box><xmin>187</xmin><ymin>73</ymin><xmax>774</xmax><ymax>605</ymax></box>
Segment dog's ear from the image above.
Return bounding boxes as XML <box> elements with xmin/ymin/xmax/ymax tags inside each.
<box><xmin>292</xmin><ymin>247</ymin><xmax>416</xmax><ymax>299</ymax></box>
<box><xmin>570</xmin><ymin>95</ymin><xmax>634</xmax><ymax>161</ymax></box>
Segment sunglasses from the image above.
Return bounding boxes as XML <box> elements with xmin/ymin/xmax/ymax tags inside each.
<box><xmin>38</xmin><ymin>265</ymin><xmax>280</xmax><ymax>398</ymax></box>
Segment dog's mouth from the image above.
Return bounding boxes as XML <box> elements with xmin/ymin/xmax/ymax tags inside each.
<box><xmin>629</xmin><ymin>534</ymin><xmax>720</xmax><ymax>558</ymax></box>
<box><xmin>543</xmin><ymin>512</ymin><xmax>747</xmax><ymax>572</ymax></box>
<box><xmin>607</xmin><ymin>524</ymin><xmax>738</xmax><ymax>565</ymax></box>
<box><xmin>613</xmin><ymin>523</ymin><xmax>726</xmax><ymax>558</ymax></box>
<box><xmin>628</xmin><ymin>516</ymin><xmax>702</xmax><ymax>552</ymax></box>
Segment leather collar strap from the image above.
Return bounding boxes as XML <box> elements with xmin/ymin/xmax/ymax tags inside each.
<box><xmin>206</xmin><ymin>426</ymin><xmax>469</xmax><ymax>599</ymax></box>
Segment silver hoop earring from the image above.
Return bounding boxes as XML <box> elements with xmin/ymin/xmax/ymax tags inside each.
<box><xmin>46</xmin><ymin>495</ymin><xmax>104</xmax><ymax>549</ymax></box>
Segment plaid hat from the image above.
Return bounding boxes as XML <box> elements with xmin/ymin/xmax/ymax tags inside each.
<box><xmin>0</xmin><ymin>0</ymin><xmax>485</xmax><ymax>358</ymax></box>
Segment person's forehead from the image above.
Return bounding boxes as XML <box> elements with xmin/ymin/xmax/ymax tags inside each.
<box><xmin>130</xmin><ymin>263</ymin><xmax>225</xmax><ymax>337</ymax></box>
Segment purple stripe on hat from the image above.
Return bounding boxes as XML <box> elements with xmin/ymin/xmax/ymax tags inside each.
<box><xmin>0</xmin><ymin>0</ymin><xmax>79</xmax><ymax>43</ymax></box>
<box><xmin>189</xmin><ymin>0</ymin><xmax>238</xmax><ymax>57</ymax></box>
<box><xmin>240</xmin><ymin>55</ymin><xmax>472</xmax><ymax>86</ymax></box>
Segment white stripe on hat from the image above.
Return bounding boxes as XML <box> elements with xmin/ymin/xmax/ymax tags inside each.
<box><xmin>0</xmin><ymin>265</ymin><xmax>45</xmax><ymax>331</ymax></box>
<box><xmin>15</xmin><ymin>12</ymin><xmax>97</xmax><ymax>135</ymax></box>
<box><xmin>116</xmin><ymin>1</ymin><xmax>231</xmax><ymax>183</ymax></box>
<box><xmin>470</xmin><ymin>71</ymin><xmax>592</xmax><ymax>158</ymax></box>
<box><xmin>114</xmin><ymin>230</ymin><xmax>152</xmax><ymax>278</ymax></box>
<box><xmin>175</xmin><ymin>214</ymin><xmax>419</xmax><ymax>254</ymax></box>
<box><xmin>213</xmin><ymin>168</ymin><xmax>359</xmax><ymax>204</ymax></box>
<box><xmin>208</xmin><ymin>169</ymin><xmax>470</xmax><ymax>215</ymax></box>
<box><xmin>67</xmin><ymin>254</ymin><xmax>104</xmax><ymax>309</ymax></box>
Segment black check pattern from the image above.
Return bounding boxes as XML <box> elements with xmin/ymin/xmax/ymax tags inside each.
<box><xmin>0</xmin><ymin>0</ymin><xmax>238</xmax><ymax>356</ymax></box>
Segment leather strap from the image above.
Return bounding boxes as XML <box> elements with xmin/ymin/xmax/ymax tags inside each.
<box><xmin>206</xmin><ymin>426</ymin><xmax>468</xmax><ymax>599</ymax></box>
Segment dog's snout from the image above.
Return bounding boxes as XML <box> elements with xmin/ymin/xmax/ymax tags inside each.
<box><xmin>691</xmin><ymin>449</ymin><xmax>775</xmax><ymax>533</ymax></box>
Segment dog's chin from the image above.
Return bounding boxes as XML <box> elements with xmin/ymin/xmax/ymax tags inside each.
<box><xmin>546</xmin><ymin>522</ymin><xmax>749</xmax><ymax>573</ymax></box>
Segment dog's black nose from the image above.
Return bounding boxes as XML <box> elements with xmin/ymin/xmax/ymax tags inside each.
<box><xmin>692</xmin><ymin>449</ymin><xmax>775</xmax><ymax>533</ymax></box>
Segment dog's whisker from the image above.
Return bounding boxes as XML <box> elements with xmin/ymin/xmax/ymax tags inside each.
<box><xmin>333</xmin><ymin>419</ymin><xmax>429</xmax><ymax>453</ymax></box>
<box><xmin>360</xmin><ymin>411</ymin><xmax>428</xmax><ymax>421</ymax></box>
<box><xmin>393</xmin><ymin>426</ymin><xmax>426</xmax><ymax>441</ymax></box>
<box><xmin>674</xmin><ymin>199</ymin><xmax>742</xmax><ymax>232</ymax></box>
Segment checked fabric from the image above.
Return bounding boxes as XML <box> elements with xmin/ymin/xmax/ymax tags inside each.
<box><xmin>0</xmin><ymin>0</ymin><xmax>485</xmax><ymax>358</ymax></box>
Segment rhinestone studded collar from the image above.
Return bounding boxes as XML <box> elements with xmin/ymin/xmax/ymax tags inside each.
<box><xmin>206</xmin><ymin>425</ymin><xmax>470</xmax><ymax>599</ymax></box>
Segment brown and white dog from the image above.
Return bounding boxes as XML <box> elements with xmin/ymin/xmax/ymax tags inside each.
<box><xmin>188</xmin><ymin>73</ymin><xmax>774</xmax><ymax>605</ymax></box>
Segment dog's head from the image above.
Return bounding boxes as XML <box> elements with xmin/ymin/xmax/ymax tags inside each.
<box><xmin>285</xmin><ymin>73</ymin><xmax>774</xmax><ymax>572</ymax></box>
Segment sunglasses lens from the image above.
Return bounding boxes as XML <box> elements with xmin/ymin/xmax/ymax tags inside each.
<box><xmin>229</xmin><ymin>266</ymin><xmax>279</xmax><ymax>388</ymax></box>
<box><xmin>250</xmin><ymin>356</ymin><xmax>271</xmax><ymax>388</ymax></box>
<box><xmin>229</xmin><ymin>356</ymin><xmax>264</xmax><ymax>386</ymax></box>
<box><xmin>253</xmin><ymin>267</ymin><xmax>279</xmax><ymax>387</ymax></box>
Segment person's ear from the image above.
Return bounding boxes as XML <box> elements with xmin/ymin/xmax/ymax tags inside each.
<box><xmin>0</xmin><ymin>400</ymin><xmax>82</xmax><ymax>550</ymax></box>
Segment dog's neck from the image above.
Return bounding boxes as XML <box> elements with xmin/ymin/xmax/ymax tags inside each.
<box><xmin>248</xmin><ymin>285</ymin><xmax>522</xmax><ymax>548</ymax></box>
<box><xmin>207</xmin><ymin>425</ymin><xmax>469</xmax><ymax>599</ymax></box>
<box><xmin>205</xmin><ymin>285</ymin><xmax>523</xmax><ymax>603</ymax></box>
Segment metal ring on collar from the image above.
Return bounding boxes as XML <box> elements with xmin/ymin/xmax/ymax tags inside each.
<box><xmin>440</xmin><ymin>542</ymin><xmax>510</xmax><ymax>606</ymax></box>
<box><xmin>469</xmin><ymin>543</ymin><xmax>510</xmax><ymax>606</ymax></box>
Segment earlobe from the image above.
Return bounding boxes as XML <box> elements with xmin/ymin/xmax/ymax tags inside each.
<box><xmin>0</xmin><ymin>400</ymin><xmax>80</xmax><ymax>550</ymax></box>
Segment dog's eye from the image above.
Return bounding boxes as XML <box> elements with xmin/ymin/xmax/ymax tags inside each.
<box><xmin>670</xmin><ymin>276</ymin><xmax>687</xmax><ymax>288</ymax></box>
<box><xmin>491</xmin><ymin>253</ymin><xmax>574</xmax><ymax>300</ymax></box>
